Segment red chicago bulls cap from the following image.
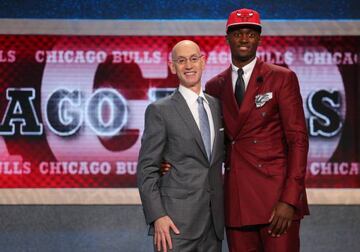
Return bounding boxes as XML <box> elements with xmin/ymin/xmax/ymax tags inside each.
<box><xmin>226</xmin><ymin>8</ymin><xmax>262</xmax><ymax>34</ymax></box>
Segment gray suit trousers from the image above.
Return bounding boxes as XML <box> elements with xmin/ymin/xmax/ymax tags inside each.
<box><xmin>153</xmin><ymin>212</ymin><xmax>222</xmax><ymax>252</ymax></box>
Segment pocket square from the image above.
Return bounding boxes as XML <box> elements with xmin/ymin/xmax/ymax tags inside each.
<box><xmin>255</xmin><ymin>92</ymin><xmax>273</xmax><ymax>108</ymax></box>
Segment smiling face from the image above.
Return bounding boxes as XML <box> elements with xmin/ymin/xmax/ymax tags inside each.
<box><xmin>226</xmin><ymin>26</ymin><xmax>261</xmax><ymax>68</ymax></box>
<box><xmin>169</xmin><ymin>40</ymin><xmax>205</xmax><ymax>94</ymax></box>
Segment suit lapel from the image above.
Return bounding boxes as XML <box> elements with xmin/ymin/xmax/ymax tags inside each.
<box><xmin>218</xmin><ymin>67</ymin><xmax>240</xmax><ymax>138</ymax></box>
<box><xmin>235</xmin><ymin>59</ymin><xmax>270</xmax><ymax>137</ymax></box>
<box><xmin>222</xmin><ymin>67</ymin><xmax>239</xmax><ymax>117</ymax></box>
<box><xmin>206</xmin><ymin>94</ymin><xmax>220</xmax><ymax>164</ymax></box>
<box><xmin>171</xmin><ymin>90</ymin><xmax>209</xmax><ymax>161</ymax></box>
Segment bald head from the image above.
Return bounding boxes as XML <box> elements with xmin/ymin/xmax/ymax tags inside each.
<box><xmin>168</xmin><ymin>40</ymin><xmax>205</xmax><ymax>94</ymax></box>
<box><xmin>171</xmin><ymin>40</ymin><xmax>201</xmax><ymax>60</ymax></box>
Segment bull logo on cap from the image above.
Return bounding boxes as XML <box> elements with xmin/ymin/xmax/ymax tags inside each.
<box><xmin>236</xmin><ymin>11</ymin><xmax>255</xmax><ymax>22</ymax></box>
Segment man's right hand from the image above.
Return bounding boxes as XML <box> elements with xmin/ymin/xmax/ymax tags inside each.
<box><xmin>154</xmin><ymin>215</ymin><xmax>180</xmax><ymax>252</ymax></box>
<box><xmin>160</xmin><ymin>161</ymin><xmax>171</xmax><ymax>176</ymax></box>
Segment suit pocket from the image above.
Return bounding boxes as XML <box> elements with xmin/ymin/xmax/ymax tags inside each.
<box><xmin>160</xmin><ymin>187</ymin><xmax>189</xmax><ymax>199</ymax></box>
<box><xmin>264</xmin><ymin>160</ymin><xmax>287</xmax><ymax>176</ymax></box>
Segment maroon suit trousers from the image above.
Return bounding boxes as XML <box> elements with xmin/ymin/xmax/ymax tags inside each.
<box><xmin>226</xmin><ymin>221</ymin><xmax>300</xmax><ymax>252</ymax></box>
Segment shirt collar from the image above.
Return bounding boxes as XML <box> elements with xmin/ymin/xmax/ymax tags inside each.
<box><xmin>231</xmin><ymin>57</ymin><xmax>257</xmax><ymax>76</ymax></box>
<box><xmin>178</xmin><ymin>84</ymin><xmax>208</xmax><ymax>104</ymax></box>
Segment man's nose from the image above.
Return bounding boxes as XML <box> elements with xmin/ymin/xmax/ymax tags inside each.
<box><xmin>240</xmin><ymin>35</ymin><xmax>249</xmax><ymax>42</ymax></box>
<box><xmin>185</xmin><ymin>60</ymin><xmax>193</xmax><ymax>68</ymax></box>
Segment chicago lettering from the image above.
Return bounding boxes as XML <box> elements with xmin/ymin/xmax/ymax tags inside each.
<box><xmin>0</xmin><ymin>88</ymin><xmax>343</xmax><ymax>138</ymax></box>
<box><xmin>0</xmin><ymin>88</ymin><xmax>128</xmax><ymax>136</ymax></box>
<box><xmin>309</xmin><ymin>162</ymin><xmax>359</xmax><ymax>175</ymax></box>
<box><xmin>307</xmin><ymin>89</ymin><xmax>342</xmax><ymax>137</ymax></box>
<box><xmin>303</xmin><ymin>51</ymin><xmax>358</xmax><ymax>65</ymax></box>
<box><xmin>35</xmin><ymin>50</ymin><xmax>162</xmax><ymax>64</ymax></box>
<box><xmin>35</xmin><ymin>50</ymin><xmax>107</xmax><ymax>64</ymax></box>
<box><xmin>0</xmin><ymin>88</ymin><xmax>43</xmax><ymax>135</ymax></box>
<box><xmin>39</xmin><ymin>161</ymin><xmax>112</xmax><ymax>175</ymax></box>
<box><xmin>38</xmin><ymin>161</ymin><xmax>138</xmax><ymax>175</ymax></box>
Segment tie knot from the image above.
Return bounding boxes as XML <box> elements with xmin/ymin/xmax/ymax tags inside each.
<box><xmin>197</xmin><ymin>96</ymin><xmax>204</xmax><ymax>104</ymax></box>
<box><xmin>238</xmin><ymin>68</ymin><xmax>244</xmax><ymax>76</ymax></box>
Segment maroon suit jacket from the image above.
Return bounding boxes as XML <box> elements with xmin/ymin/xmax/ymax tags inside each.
<box><xmin>205</xmin><ymin>58</ymin><xmax>309</xmax><ymax>227</ymax></box>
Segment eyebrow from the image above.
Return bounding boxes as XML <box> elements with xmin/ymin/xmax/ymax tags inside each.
<box><xmin>176</xmin><ymin>54</ymin><xmax>200</xmax><ymax>58</ymax></box>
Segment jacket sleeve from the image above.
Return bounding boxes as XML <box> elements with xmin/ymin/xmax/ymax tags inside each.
<box><xmin>278</xmin><ymin>71</ymin><xmax>309</xmax><ymax>208</ymax></box>
<box><xmin>137</xmin><ymin>103</ymin><xmax>167</xmax><ymax>224</ymax></box>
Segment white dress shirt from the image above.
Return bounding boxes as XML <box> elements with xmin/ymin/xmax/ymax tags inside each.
<box><xmin>231</xmin><ymin>57</ymin><xmax>257</xmax><ymax>93</ymax></box>
<box><xmin>178</xmin><ymin>85</ymin><xmax>215</xmax><ymax>151</ymax></box>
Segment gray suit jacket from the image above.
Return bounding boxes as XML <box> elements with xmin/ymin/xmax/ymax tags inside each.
<box><xmin>137</xmin><ymin>89</ymin><xmax>225</xmax><ymax>240</ymax></box>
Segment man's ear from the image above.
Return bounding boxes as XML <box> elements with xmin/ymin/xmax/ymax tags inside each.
<box><xmin>168</xmin><ymin>61</ymin><xmax>176</xmax><ymax>74</ymax></box>
<box><xmin>225</xmin><ymin>35</ymin><xmax>229</xmax><ymax>44</ymax></box>
<box><xmin>200</xmin><ymin>55</ymin><xmax>206</xmax><ymax>71</ymax></box>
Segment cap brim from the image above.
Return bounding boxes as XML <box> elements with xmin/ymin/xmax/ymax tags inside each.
<box><xmin>226</xmin><ymin>23</ymin><xmax>262</xmax><ymax>33</ymax></box>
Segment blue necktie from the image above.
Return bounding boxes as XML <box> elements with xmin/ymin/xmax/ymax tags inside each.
<box><xmin>197</xmin><ymin>97</ymin><xmax>211</xmax><ymax>161</ymax></box>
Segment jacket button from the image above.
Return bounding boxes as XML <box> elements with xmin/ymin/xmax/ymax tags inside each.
<box><xmin>253</xmin><ymin>139</ymin><xmax>257</xmax><ymax>144</ymax></box>
<box><xmin>231</xmin><ymin>141</ymin><xmax>235</xmax><ymax>145</ymax></box>
<box><xmin>257</xmin><ymin>164</ymin><xmax>262</xmax><ymax>168</ymax></box>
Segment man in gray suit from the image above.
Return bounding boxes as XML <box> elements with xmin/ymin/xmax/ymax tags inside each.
<box><xmin>137</xmin><ymin>40</ymin><xmax>225</xmax><ymax>252</ymax></box>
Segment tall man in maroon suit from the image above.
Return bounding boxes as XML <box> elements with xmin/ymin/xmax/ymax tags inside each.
<box><xmin>205</xmin><ymin>8</ymin><xmax>309</xmax><ymax>252</ymax></box>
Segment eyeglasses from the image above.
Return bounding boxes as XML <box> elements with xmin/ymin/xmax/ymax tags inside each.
<box><xmin>172</xmin><ymin>55</ymin><xmax>203</xmax><ymax>65</ymax></box>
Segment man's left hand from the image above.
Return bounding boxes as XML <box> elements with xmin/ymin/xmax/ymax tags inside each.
<box><xmin>268</xmin><ymin>201</ymin><xmax>295</xmax><ymax>237</ymax></box>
